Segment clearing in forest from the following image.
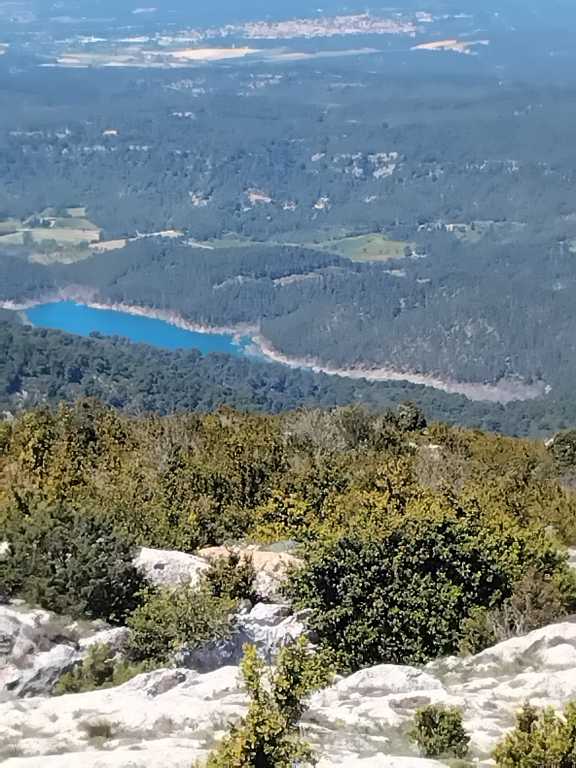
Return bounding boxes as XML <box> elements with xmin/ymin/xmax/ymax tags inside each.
<box><xmin>319</xmin><ymin>233</ymin><xmax>410</xmax><ymax>262</ymax></box>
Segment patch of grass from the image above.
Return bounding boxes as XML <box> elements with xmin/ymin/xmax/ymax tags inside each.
<box><xmin>0</xmin><ymin>208</ymin><xmax>101</xmax><ymax>262</ymax></box>
<box><xmin>30</xmin><ymin>227</ymin><xmax>100</xmax><ymax>244</ymax></box>
<box><xmin>275</xmin><ymin>224</ymin><xmax>352</xmax><ymax>246</ymax></box>
<box><xmin>1</xmin><ymin>210</ymin><xmax>186</xmax><ymax>262</ymax></box>
<box><xmin>318</xmin><ymin>233</ymin><xmax>411</xmax><ymax>262</ymax></box>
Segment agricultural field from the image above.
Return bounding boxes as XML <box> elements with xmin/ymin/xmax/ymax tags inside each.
<box><xmin>318</xmin><ymin>233</ymin><xmax>411</xmax><ymax>262</ymax></box>
<box><xmin>184</xmin><ymin>231</ymin><xmax>412</xmax><ymax>263</ymax></box>
<box><xmin>0</xmin><ymin>208</ymin><xmax>101</xmax><ymax>264</ymax></box>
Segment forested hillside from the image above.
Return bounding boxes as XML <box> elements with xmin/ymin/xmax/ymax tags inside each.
<box><xmin>3</xmin><ymin>54</ymin><xmax>576</xmax><ymax>400</ymax></box>
<box><xmin>5</xmin><ymin>319</ymin><xmax>576</xmax><ymax>436</ymax></box>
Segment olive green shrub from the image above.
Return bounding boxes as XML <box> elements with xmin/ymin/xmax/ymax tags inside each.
<box><xmin>493</xmin><ymin>702</ymin><xmax>576</xmax><ymax>767</ymax></box>
<box><xmin>204</xmin><ymin>551</ymin><xmax>258</xmax><ymax>603</ymax></box>
<box><xmin>410</xmin><ymin>704</ymin><xmax>470</xmax><ymax>759</ymax></box>
<box><xmin>55</xmin><ymin>643</ymin><xmax>151</xmax><ymax>694</ymax></box>
<box><xmin>199</xmin><ymin>638</ymin><xmax>334</xmax><ymax>768</ymax></box>
<box><xmin>126</xmin><ymin>584</ymin><xmax>235</xmax><ymax>663</ymax></box>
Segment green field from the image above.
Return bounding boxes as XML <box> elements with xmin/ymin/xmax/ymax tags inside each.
<box><xmin>318</xmin><ymin>233</ymin><xmax>410</xmax><ymax>262</ymax></box>
<box><xmin>0</xmin><ymin>209</ymin><xmax>101</xmax><ymax>263</ymax></box>
<box><xmin>194</xmin><ymin>234</ymin><xmax>256</xmax><ymax>249</ymax></box>
<box><xmin>187</xmin><ymin>230</ymin><xmax>411</xmax><ymax>263</ymax></box>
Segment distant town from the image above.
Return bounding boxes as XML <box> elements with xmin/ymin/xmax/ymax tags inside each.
<box><xmin>214</xmin><ymin>13</ymin><xmax>421</xmax><ymax>40</ymax></box>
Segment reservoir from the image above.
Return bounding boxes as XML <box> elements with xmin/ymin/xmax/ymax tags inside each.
<box><xmin>26</xmin><ymin>301</ymin><xmax>252</xmax><ymax>356</ymax></box>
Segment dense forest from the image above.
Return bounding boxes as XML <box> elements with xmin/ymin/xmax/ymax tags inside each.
<box><xmin>2</xmin><ymin>2</ymin><xmax>576</xmax><ymax>435</ymax></box>
<box><xmin>5</xmin><ymin>318</ymin><xmax>576</xmax><ymax>436</ymax></box>
<box><xmin>3</xmin><ymin>52</ymin><xmax>576</xmax><ymax>404</ymax></box>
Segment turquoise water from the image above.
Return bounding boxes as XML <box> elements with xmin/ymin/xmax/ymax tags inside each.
<box><xmin>26</xmin><ymin>301</ymin><xmax>252</xmax><ymax>356</ymax></box>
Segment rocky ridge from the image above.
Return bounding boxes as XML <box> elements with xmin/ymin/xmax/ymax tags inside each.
<box><xmin>2</xmin><ymin>620</ymin><xmax>576</xmax><ymax>766</ymax></box>
<box><xmin>2</xmin><ymin>546</ymin><xmax>576</xmax><ymax>766</ymax></box>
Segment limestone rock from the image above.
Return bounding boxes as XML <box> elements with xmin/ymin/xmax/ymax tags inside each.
<box><xmin>181</xmin><ymin>601</ymin><xmax>308</xmax><ymax>672</ymax></box>
<box><xmin>0</xmin><ymin>605</ymin><xmax>129</xmax><ymax>702</ymax></box>
<box><xmin>133</xmin><ymin>547</ymin><xmax>209</xmax><ymax>588</ymax></box>
<box><xmin>4</xmin><ymin>620</ymin><xmax>576</xmax><ymax>766</ymax></box>
<box><xmin>0</xmin><ymin>665</ymin><xmax>244</xmax><ymax>765</ymax></box>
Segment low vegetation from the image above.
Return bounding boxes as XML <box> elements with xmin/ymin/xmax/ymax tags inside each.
<box><xmin>126</xmin><ymin>584</ymin><xmax>235</xmax><ymax>664</ymax></box>
<box><xmin>1</xmin><ymin>400</ymin><xmax>576</xmax><ymax>672</ymax></box>
<box><xmin>410</xmin><ymin>704</ymin><xmax>470</xmax><ymax>759</ymax></box>
<box><xmin>493</xmin><ymin>702</ymin><xmax>576</xmax><ymax>767</ymax></box>
<box><xmin>56</xmin><ymin>644</ymin><xmax>151</xmax><ymax>695</ymax></box>
<box><xmin>204</xmin><ymin>551</ymin><xmax>258</xmax><ymax>603</ymax></box>
<box><xmin>198</xmin><ymin>638</ymin><xmax>334</xmax><ymax>768</ymax></box>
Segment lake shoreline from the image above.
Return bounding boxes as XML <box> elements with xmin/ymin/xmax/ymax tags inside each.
<box><xmin>251</xmin><ymin>334</ymin><xmax>546</xmax><ymax>404</ymax></box>
<box><xmin>1</xmin><ymin>293</ymin><xmax>546</xmax><ymax>404</ymax></box>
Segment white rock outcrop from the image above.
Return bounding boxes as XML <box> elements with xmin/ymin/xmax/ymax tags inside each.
<box><xmin>0</xmin><ymin>605</ymin><xmax>128</xmax><ymax>702</ymax></box>
<box><xmin>134</xmin><ymin>544</ymin><xmax>300</xmax><ymax>601</ymax></box>
<box><xmin>3</xmin><ymin>620</ymin><xmax>576</xmax><ymax>766</ymax></box>
<box><xmin>198</xmin><ymin>544</ymin><xmax>302</xmax><ymax>601</ymax></box>
<box><xmin>180</xmin><ymin>601</ymin><xmax>308</xmax><ymax>671</ymax></box>
<box><xmin>133</xmin><ymin>547</ymin><xmax>209</xmax><ymax>588</ymax></box>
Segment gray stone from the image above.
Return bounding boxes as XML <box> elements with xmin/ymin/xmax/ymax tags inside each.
<box><xmin>134</xmin><ymin>547</ymin><xmax>209</xmax><ymax>588</ymax></box>
<box><xmin>6</xmin><ymin>618</ymin><xmax>576</xmax><ymax>766</ymax></box>
<box><xmin>180</xmin><ymin>602</ymin><xmax>308</xmax><ymax>672</ymax></box>
<box><xmin>0</xmin><ymin>606</ymin><xmax>131</xmax><ymax>701</ymax></box>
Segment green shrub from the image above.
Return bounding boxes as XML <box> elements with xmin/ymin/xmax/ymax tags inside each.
<box><xmin>494</xmin><ymin>702</ymin><xmax>576</xmax><ymax>767</ymax></box>
<box><xmin>410</xmin><ymin>704</ymin><xmax>470</xmax><ymax>759</ymax></box>
<box><xmin>126</xmin><ymin>584</ymin><xmax>235</xmax><ymax>663</ymax></box>
<box><xmin>55</xmin><ymin>643</ymin><xmax>151</xmax><ymax>695</ymax></box>
<box><xmin>0</xmin><ymin>505</ymin><xmax>147</xmax><ymax>624</ymax></box>
<box><xmin>286</xmin><ymin>500</ymin><xmax>574</xmax><ymax>671</ymax></box>
<box><xmin>550</xmin><ymin>430</ymin><xmax>576</xmax><ymax>468</ymax></box>
<box><xmin>460</xmin><ymin>567</ymin><xmax>573</xmax><ymax>655</ymax></box>
<box><xmin>204</xmin><ymin>551</ymin><xmax>258</xmax><ymax>603</ymax></box>
<box><xmin>199</xmin><ymin>638</ymin><xmax>334</xmax><ymax>768</ymax></box>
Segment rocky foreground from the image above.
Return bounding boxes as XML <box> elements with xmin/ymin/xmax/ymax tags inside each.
<box><xmin>2</xmin><ymin>547</ymin><xmax>576</xmax><ymax>767</ymax></box>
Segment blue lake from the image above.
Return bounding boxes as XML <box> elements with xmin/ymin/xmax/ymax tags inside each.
<box><xmin>26</xmin><ymin>301</ymin><xmax>253</xmax><ymax>356</ymax></box>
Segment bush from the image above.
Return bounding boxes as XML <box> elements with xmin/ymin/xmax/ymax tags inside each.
<box><xmin>204</xmin><ymin>551</ymin><xmax>258</xmax><ymax>603</ymax></box>
<box><xmin>0</xmin><ymin>505</ymin><xmax>147</xmax><ymax>624</ymax></box>
<box><xmin>550</xmin><ymin>430</ymin><xmax>576</xmax><ymax>468</ymax></box>
<box><xmin>493</xmin><ymin>702</ymin><xmax>576</xmax><ymax>767</ymax></box>
<box><xmin>199</xmin><ymin>638</ymin><xmax>333</xmax><ymax>768</ymax></box>
<box><xmin>126</xmin><ymin>584</ymin><xmax>235</xmax><ymax>663</ymax></box>
<box><xmin>55</xmin><ymin>643</ymin><xmax>151</xmax><ymax>695</ymax></box>
<box><xmin>460</xmin><ymin>567</ymin><xmax>574</xmax><ymax>654</ymax></box>
<box><xmin>286</xmin><ymin>500</ymin><xmax>574</xmax><ymax>671</ymax></box>
<box><xmin>410</xmin><ymin>704</ymin><xmax>470</xmax><ymax>759</ymax></box>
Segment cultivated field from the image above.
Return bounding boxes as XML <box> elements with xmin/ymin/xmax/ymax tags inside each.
<box><xmin>0</xmin><ymin>208</ymin><xmax>101</xmax><ymax>263</ymax></box>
